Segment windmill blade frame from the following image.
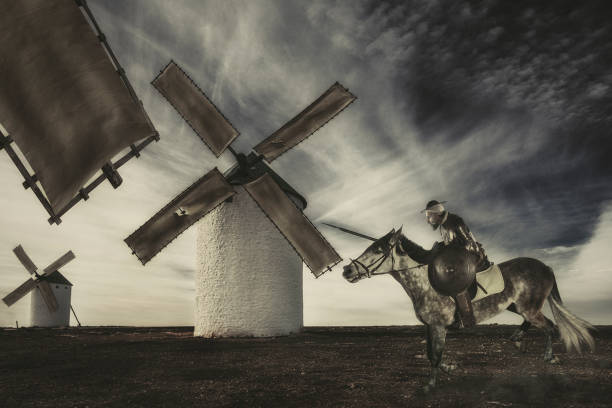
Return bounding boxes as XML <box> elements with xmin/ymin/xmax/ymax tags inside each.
<box><xmin>3</xmin><ymin>245</ymin><xmax>75</xmax><ymax>314</ymax></box>
<box><xmin>243</xmin><ymin>173</ymin><xmax>342</xmax><ymax>277</ymax></box>
<box><xmin>152</xmin><ymin>61</ymin><xmax>239</xmax><ymax>157</ymax></box>
<box><xmin>2</xmin><ymin>278</ymin><xmax>38</xmax><ymax>307</ymax></box>
<box><xmin>0</xmin><ymin>0</ymin><xmax>159</xmax><ymax>224</ymax></box>
<box><xmin>42</xmin><ymin>251</ymin><xmax>76</xmax><ymax>276</ymax></box>
<box><xmin>13</xmin><ymin>245</ymin><xmax>39</xmax><ymax>275</ymax></box>
<box><xmin>128</xmin><ymin>61</ymin><xmax>354</xmax><ymax>278</ymax></box>
<box><xmin>253</xmin><ymin>82</ymin><xmax>356</xmax><ymax>163</ymax></box>
<box><xmin>125</xmin><ymin>168</ymin><xmax>236</xmax><ymax>265</ymax></box>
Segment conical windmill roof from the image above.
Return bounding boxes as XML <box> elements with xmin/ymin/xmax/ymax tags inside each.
<box><xmin>224</xmin><ymin>157</ymin><xmax>308</xmax><ymax>210</ymax></box>
<box><xmin>39</xmin><ymin>271</ymin><xmax>73</xmax><ymax>286</ymax></box>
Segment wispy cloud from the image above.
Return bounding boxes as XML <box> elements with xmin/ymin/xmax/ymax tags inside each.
<box><xmin>1</xmin><ymin>0</ymin><xmax>610</xmax><ymax>327</ymax></box>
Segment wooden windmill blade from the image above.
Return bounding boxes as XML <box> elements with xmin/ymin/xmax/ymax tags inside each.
<box><xmin>2</xmin><ymin>245</ymin><xmax>71</xmax><ymax>312</ymax></box>
<box><xmin>42</xmin><ymin>251</ymin><xmax>76</xmax><ymax>276</ymax></box>
<box><xmin>0</xmin><ymin>0</ymin><xmax>158</xmax><ymax>220</ymax></box>
<box><xmin>152</xmin><ymin>61</ymin><xmax>239</xmax><ymax>157</ymax></box>
<box><xmin>131</xmin><ymin>61</ymin><xmax>354</xmax><ymax>276</ymax></box>
<box><xmin>244</xmin><ymin>173</ymin><xmax>342</xmax><ymax>277</ymax></box>
<box><xmin>253</xmin><ymin>83</ymin><xmax>356</xmax><ymax>163</ymax></box>
<box><xmin>36</xmin><ymin>280</ymin><xmax>59</xmax><ymax>313</ymax></box>
<box><xmin>125</xmin><ymin>168</ymin><xmax>236</xmax><ymax>265</ymax></box>
<box><xmin>13</xmin><ymin>245</ymin><xmax>39</xmax><ymax>275</ymax></box>
<box><xmin>2</xmin><ymin>278</ymin><xmax>38</xmax><ymax>307</ymax></box>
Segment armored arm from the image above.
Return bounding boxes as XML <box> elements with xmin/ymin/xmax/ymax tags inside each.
<box><xmin>455</xmin><ymin>218</ymin><xmax>489</xmax><ymax>267</ymax></box>
<box><xmin>398</xmin><ymin>237</ymin><xmax>434</xmax><ymax>264</ymax></box>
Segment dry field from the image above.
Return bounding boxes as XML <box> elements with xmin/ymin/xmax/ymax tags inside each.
<box><xmin>1</xmin><ymin>325</ymin><xmax>611</xmax><ymax>407</ymax></box>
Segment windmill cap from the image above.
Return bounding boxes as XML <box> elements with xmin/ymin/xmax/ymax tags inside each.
<box><xmin>40</xmin><ymin>270</ymin><xmax>73</xmax><ymax>286</ymax></box>
<box><xmin>224</xmin><ymin>157</ymin><xmax>308</xmax><ymax>210</ymax></box>
<box><xmin>421</xmin><ymin>200</ymin><xmax>447</xmax><ymax>213</ymax></box>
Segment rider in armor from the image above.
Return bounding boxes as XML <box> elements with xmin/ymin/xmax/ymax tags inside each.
<box><xmin>422</xmin><ymin>200</ymin><xmax>492</xmax><ymax>328</ymax></box>
<box><xmin>423</xmin><ymin>200</ymin><xmax>491</xmax><ymax>272</ymax></box>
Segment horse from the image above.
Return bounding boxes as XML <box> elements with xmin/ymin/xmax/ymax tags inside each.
<box><xmin>341</xmin><ymin>227</ymin><xmax>596</xmax><ymax>393</ymax></box>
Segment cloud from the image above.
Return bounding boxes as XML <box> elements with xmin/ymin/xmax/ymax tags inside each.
<box><xmin>559</xmin><ymin>205</ymin><xmax>612</xmax><ymax>312</ymax></box>
<box><xmin>1</xmin><ymin>0</ymin><xmax>610</xmax><ymax>327</ymax></box>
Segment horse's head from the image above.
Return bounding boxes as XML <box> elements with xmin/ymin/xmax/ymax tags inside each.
<box><xmin>342</xmin><ymin>227</ymin><xmax>403</xmax><ymax>283</ymax></box>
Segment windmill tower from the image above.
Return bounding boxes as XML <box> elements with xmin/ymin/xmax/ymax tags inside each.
<box><xmin>2</xmin><ymin>245</ymin><xmax>77</xmax><ymax>328</ymax></box>
<box><xmin>125</xmin><ymin>61</ymin><xmax>356</xmax><ymax>337</ymax></box>
<box><xmin>195</xmin><ymin>164</ymin><xmax>308</xmax><ymax>337</ymax></box>
<box><xmin>30</xmin><ymin>271</ymin><xmax>73</xmax><ymax>327</ymax></box>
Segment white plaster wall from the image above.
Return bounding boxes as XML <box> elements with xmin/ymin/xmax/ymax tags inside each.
<box><xmin>30</xmin><ymin>284</ymin><xmax>71</xmax><ymax>327</ymax></box>
<box><xmin>195</xmin><ymin>187</ymin><xmax>303</xmax><ymax>337</ymax></box>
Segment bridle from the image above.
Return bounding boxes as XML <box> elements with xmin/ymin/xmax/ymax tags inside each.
<box><xmin>349</xmin><ymin>237</ymin><xmax>425</xmax><ymax>279</ymax></box>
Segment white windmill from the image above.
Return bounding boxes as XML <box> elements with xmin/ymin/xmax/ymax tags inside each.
<box><xmin>125</xmin><ymin>61</ymin><xmax>356</xmax><ymax>337</ymax></box>
<box><xmin>2</xmin><ymin>245</ymin><xmax>79</xmax><ymax>327</ymax></box>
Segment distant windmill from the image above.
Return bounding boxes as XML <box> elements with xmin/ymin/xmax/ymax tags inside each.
<box><xmin>0</xmin><ymin>0</ymin><xmax>159</xmax><ymax>224</ymax></box>
<box><xmin>2</xmin><ymin>245</ymin><xmax>79</xmax><ymax>327</ymax></box>
<box><xmin>125</xmin><ymin>61</ymin><xmax>356</xmax><ymax>336</ymax></box>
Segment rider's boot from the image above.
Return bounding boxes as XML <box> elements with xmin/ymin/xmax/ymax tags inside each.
<box><xmin>454</xmin><ymin>290</ymin><xmax>476</xmax><ymax>328</ymax></box>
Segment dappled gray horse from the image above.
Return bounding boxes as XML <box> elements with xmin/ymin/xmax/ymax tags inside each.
<box><xmin>342</xmin><ymin>227</ymin><xmax>595</xmax><ymax>392</ymax></box>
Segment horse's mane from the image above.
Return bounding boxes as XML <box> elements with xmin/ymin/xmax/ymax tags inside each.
<box><xmin>397</xmin><ymin>234</ymin><xmax>432</xmax><ymax>265</ymax></box>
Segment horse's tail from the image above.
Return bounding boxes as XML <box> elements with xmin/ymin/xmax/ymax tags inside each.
<box><xmin>549</xmin><ymin>278</ymin><xmax>563</xmax><ymax>304</ymax></box>
<box><xmin>547</xmin><ymin>273</ymin><xmax>596</xmax><ymax>353</ymax></box>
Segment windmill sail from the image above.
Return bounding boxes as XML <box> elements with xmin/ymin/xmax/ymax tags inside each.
<box><xmin>36</xmin><ymin>280</ymin><xmax>59</xmax><ymax>313</ymax></box>
<box><xmin>13</xmin><ymin>245</ymin><xmax>39</xmax><ymax>275</ymax></box>
<box><xmin>42</xmin><ymin>251</ymin><xmax>76</xmax><ymax>275</ymax></box>
<box><xmin>125</xmin><ymin>168</ymin><xmax>236</xmax><ymax>265</ymax></box>
<box><xmin>0</xmin><ymin>0</ymin><xmax>157</xmax><ymax>213</ymax></box>
<box><xmin>2</xmin><ymin>278</ymin><xmax>38</xmax><ymax>307</ymax></box>
<box><xmin>243</xmin><ymin>173</ymin><xmax>342</xmax><ymax>277</ymax></box>
<box><xmin>253</xmin><ymin>83</ymin><xmax>356</xmax><ymax>163</ymax></box>
<box><xmin>152</xmin><ymin>61</ymin><xmax>240</xmax><ymax>157</ymax></box>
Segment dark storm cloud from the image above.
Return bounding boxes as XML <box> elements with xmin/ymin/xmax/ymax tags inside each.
<box><xmin>336</xmin><ymin>0</ymin><xmax>612</xmax><ymax>253</ymax></box>
<box><xmin>84</xmin><ymin>0</ymin><xmax>612</xmax><ymax>325</ymax></box>
<box><xmin>4</xmin><ymin>0</ymin><xmax>608</xmax><ymax>326</ymax></box>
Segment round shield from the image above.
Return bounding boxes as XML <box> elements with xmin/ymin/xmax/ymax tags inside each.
<box><xmin>427</xmin><ymin>245</ymin><xmax>477</xmax><ymax>296</ymax></box>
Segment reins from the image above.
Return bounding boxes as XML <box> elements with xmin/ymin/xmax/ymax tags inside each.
<box><xmin>350</xmin><ymin>237</ymin><xmax>426</xmax><ymax>278</ymax></box>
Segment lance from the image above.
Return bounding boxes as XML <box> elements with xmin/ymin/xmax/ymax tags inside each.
<box><xmin>322</xmin><ymin>223</ymin><xmax>377</xmax><ymax>241</ymax></box>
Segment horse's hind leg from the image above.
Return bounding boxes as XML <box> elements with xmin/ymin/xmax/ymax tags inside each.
<box><xmin>524</xmin><ymin>311</ymin><xmax>560</xmax><ymax>364</ymax></box>
<box><xmin>424</xmin><ymin>324</ymin><xmax>447</xmax><ymax>393</ymax></box>
<box><xmin>507</xmin><ymin>304</ymin><xmax>531</xmax><ymax>352</ymax></box>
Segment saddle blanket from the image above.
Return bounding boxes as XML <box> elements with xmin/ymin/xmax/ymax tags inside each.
<box><xmin>473</xmin><ymin>263</ymin><xmax>504</xmax><ymax>302</ymax></box>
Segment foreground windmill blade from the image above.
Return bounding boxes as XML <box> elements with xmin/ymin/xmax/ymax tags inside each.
<box><xmin>152</xmin><ymin>61</ymin><xmax>239</xmax><ymax>157</ymax></box>
<box><xmin>0</xmin><ymin>0</ymin><xmax>157</xmax><ymax>213</ymax></box>
<box><xmin>13</xmin><ymin>245</ymin><xmax>38</xmax><ymax>275</ymax></box>
<box><xmin>36</xmin><ymin>280</ymin><xmax>59</xmax><ymax>313</ymax></box>
<box><xmin>42</xmin><ymin>251</ymin><xmax>76</xmax><ymax>276</ymax></box>
<box><xmin>243</xmin><ymin>173</ymin><xmax>342</xmax><ymax>277</ymax></box>
<box><xmin>253</xmin><ymin>83</ymin><xmax>356</xmax><ymax>163</ymax></box>
<box><xmin>2</xmin><ymin>278</ymin><xmax>38</xmax><ymax>307</ymax></box>
<box><xmin>125</xmin><ymin>168</ymin><xmax>236</xmax><ymax>264</ymax></box>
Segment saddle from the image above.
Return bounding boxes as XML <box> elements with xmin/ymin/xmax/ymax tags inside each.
<box><xmin>472</xmin><ymin>263</ymin><xmax>504</xmax><ymax>302</ymax></box>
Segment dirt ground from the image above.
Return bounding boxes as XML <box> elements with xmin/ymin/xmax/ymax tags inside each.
<box><xmin>1</xmin><ymin>325</ymin><xmax>611</xmax><ymax>407</ymax></box>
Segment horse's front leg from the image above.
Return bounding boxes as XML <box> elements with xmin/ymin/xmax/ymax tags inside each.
<box><xmin>424</xmin><ymin>324</ymin><xmax>447</xmax><ymax>393</ymax></box>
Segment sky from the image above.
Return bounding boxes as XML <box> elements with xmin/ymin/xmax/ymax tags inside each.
<box><xmin>1</xmin><ymin>0</ymin><xmax>611</xmax><ymax>327</ymax></box>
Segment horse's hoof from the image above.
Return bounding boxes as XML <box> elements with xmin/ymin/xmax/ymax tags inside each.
<box><xmin>546</xmin><ymin>356</ymin><xmax>561</xmax><ymax>364</ymax></box>
<box><xmin>514</xmin><ymin>341</ymin><xmax>527</xmax><ymax>353</ymax></box>
<box><xmin>440</xmin><ymin>362</ymin><xmax>457</xmax><ymax>374</ymax></box>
